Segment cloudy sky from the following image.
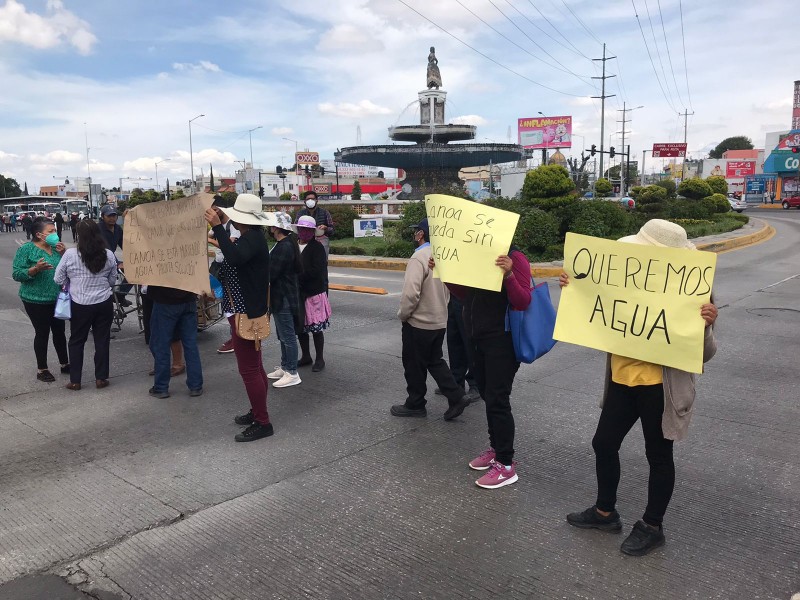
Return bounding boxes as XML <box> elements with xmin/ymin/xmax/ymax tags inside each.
<box><xmin>0</xmin><ymin>0</ymin><xmax>795</xmax><ymax>192</ymax></box>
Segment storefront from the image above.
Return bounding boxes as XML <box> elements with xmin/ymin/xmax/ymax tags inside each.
<box><xmin>761</xmin><ymin>130</ymin><xmax>800</xmax><ymax>201</ymax></box>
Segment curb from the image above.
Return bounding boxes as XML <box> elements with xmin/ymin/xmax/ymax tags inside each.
<box><xmin>328</xmin><ymin>258</ymin><xmax>408</xmax><ymax>271</ymax></box>
<box><xmin>328</xmin><ymin>283</ymin><xmax>388</xmax><ymax>295</ymax></box>
<box><xmin>695</xmin><ymin>220</ymin><xmax>775</xmax><ymax>253</ymax></box>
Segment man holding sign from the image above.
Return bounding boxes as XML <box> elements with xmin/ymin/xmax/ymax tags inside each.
<box><xmin>557</xmin><ymin>220</ymin><xmax>718</xmax><ymax>556</ymax></box>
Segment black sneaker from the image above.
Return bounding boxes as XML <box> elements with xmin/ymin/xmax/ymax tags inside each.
<box><xmin>148</xmin><ymin>386</ymin><xmax>170</xmax><ymax>399</ymax></box>
<box><xmin>189</xmin><ymin>388</ymin><xmax>203</xmax><ymax>397</ymax></box>
<box><xmin>566</xmin><ymin>506</ymin><xmax>623</xmax><ymax>532</ymax></box>
<box><xmin>620</xmin><ymin>520</ymin><xmax>665</xmax><ymax>556</ymax></box>
<box><xmin>311</xmin><ymin>359</ymin><xmax>325</xmax><ymax>372</ymax></box>
<box><xmin>116</xmin><ymin>295</ymin><xmax>132</xmax><ymax>308</ymax></box>
<box><xmin>37</xmin><ymin>370</ymin><xmax>55</xmax><ymax>383</ymax></box>
<box><xmin>390</xmin><ymin>404</ymin><xmax>427</xmax><ymax>418</ymax></box>
<box><xmin>465</xmin><ymin>388</ymin><xmax>482</xmax><ymax>404</ymax></box>
<box><xmin>235</xmin><ymin>422</ymin><xmax>274</xmax><ymax>442</ymax></box>
<box><xmin>443</xmin><ymin>396</ymin><xmax>469</xmax><ymax>421</ymax></box>
<box><xmin>234</xmin><ymin>410</ymin><xmax>255</xmax><ymax>425</ymax></box>
<box><xmin>60</xmin><ymin>364</ymin><xmax>70</xmax><ymax>374</ymax></box>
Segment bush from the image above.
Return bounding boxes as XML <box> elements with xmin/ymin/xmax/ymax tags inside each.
<box><xmin>553</xmin><ymin>200</ymin><xmax>635</xmax><ymax>239</ymax></box>
<box><xmin>326</xmin><ymin>205</ymin><xmax>362</xmax><ymax>240</ymax></box>
<box><xmin>702</xmin><ymin>193</ymin><xmax>730</xmax><ymax>214</ymax></box>
<box><xmin>513</xmin><ymin>209</ymin><xmax>560</xmax><ymax>254</ymax></box>
<box><xmin>678</xmin><ymin>178</ymin><xmax>713</xmax><ymax>200</ymax></box>
<box><xmin>663</xmin><ymin>199</ymin><xmax>712</xmax><ymax>220</ymax></box>
<box><xmin>636</xmin><ymin>185</ymin><xmax>668</xmax><ymax>205</ymax></box>
<box><xmin>385</xmin><ymin>241</ymin><xmax>415</xmax><ymax>258</ymax></box>
<box><xmin>594</xmin><ymin>178</ymin><xmax>612</xmax><ymax>197</ymax></box>
<box><xmin>398</xmin><ymin>200</ymin><xmax>427</xmax><ymax>241</ymax></box>
<box><xmin>526</xmin><ymin>194</ymin><xmax>578</xmax><ymax>211</ymax></box>
<box><xmin>705</xmin><ymin>175</ymin><xmax>728</xmax><ymax>196</ymax></box>
<box><xmin>653</xmin><ymin>179</ymin><xmax>677</xmax><ymax>198</ymax></box>
<box><xmin>521</xmin><ymin>165</ymin><xmax>575</xmax><ymax>199</ymax></box>
<box><xmin>483</xmin><ymin>196</ymin><xmax>526</xmax><ymax>215</ymax></box>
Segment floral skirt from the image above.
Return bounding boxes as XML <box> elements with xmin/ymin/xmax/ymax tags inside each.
<box><xmin>303</xmin><ymin>292</ymin><xmax>332</xmax><ymax>334</ymax></box>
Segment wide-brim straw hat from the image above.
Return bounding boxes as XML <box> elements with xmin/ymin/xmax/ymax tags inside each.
<box><xmin>262</xmin><ymin>210</ymin><xmax>296</xmax><ymax>232</ymax></box>
<box><xmin>219</xmin><ymin>194</ymin><xmax>269</xmax><ymax>226</ymax></box>
<box><xmin>618</xmin><ymin>218</ymin><xmax>695</xmax><ymax>250</ymax></box>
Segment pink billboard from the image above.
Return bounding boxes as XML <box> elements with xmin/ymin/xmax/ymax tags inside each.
<box><xmin>726</xmin><ymin>161</ymin><xmax>755</xmax><ymax>178</ymax></box>
<box><xmin>518</xmin><ymin>115</ymin><xmax>572</xmax><ymax>149</ymax></box>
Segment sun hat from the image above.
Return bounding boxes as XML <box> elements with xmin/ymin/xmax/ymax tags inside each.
<box><xmin>618</xmin><ymin>218</ymin><xmax>695</xmax><ymax>250</ymax></box>
<box><xmin>262</xmin><ymin>210</ymin><xmax>296</xmax><ymax>232</ymax></box>
<box><xmin>219</xmin><ymin>194</ymin><xmax>268</xmax><ymax>226</ymax></box>
<box><xmin>295</xmin><ymin>215</ymin><xmax>317</xmax><ymax>229</ymax></box>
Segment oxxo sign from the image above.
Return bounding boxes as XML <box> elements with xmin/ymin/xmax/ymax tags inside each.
<box><xmin>295</xmin><ymin>152</ymin><xmax>320</xmax><ymax>165</ymax></box>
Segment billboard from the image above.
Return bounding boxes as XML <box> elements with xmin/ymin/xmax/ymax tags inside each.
<box><xmin>295</xmin><ymin>151</ymin><xmax>320</xmax><ymax>165</ymax></box>
<box><xmin>652</xmin><ymin>143</ymin><xmax>687</xmax><ymax>158</ymax></box>
<box><xmin>353</xmin><ymin>218</ymin><xmax>384</xmax><ymax>238</ymax></box>
<box><xmin>726</xmin><ymin>161</ymin><xmax>756</xmax><ymax>178</ymax></box>
<box><xmin>518</xmin><ymin>116</ymin><xmax>572</xmax><ymax>149</ymax></box>
<box><xmin>313</xmin><ymin>183</ymin><xmax>331</xmax><ymax>195</ymax></box>
<box><xmin>320</xmin><ymin>160</ymin><xmax>380</xmax><ymax>178</ymax></box>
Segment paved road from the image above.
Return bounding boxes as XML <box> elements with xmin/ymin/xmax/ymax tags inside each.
<box><xmin>0</xmin><ymin>213</ymin><xmax>797</xmax><ymax>599</ymax></box>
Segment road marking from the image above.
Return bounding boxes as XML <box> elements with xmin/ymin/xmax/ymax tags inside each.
<box><xmin>328</xmin><ymin>272</ymin><xmax>387</xmax><ymax>281</ymax></box>
<box><xmin>758</xmin><ymin>274</ymin><xmax>800</xmax><ymax>292</ymax></box>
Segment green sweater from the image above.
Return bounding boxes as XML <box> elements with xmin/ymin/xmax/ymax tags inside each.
<box><xmin>12</xmin><ymin>242</ymin><xmax>62</xmax><ymax>304</ymax></box>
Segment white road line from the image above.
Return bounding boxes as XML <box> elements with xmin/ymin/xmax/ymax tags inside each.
<box><xmin>758</xmin><ymin>274</ymin><xmax>800</xmax><ymax>291</ymax></box>
<box><xmin>328</xmin><ymin>272</ymin><xmax>393</xmax><ymax>281</ymax></box>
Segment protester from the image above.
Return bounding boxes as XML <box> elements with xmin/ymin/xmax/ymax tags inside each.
<box><xmin>435</xmin><ymin>297</ymin><xmax>480</xmax><ymax>402</ymax></box>
<box><xmin>296</xmin><ymin>191</ymin><xmax>334</xmax><ymax>257</ymax></box>
<box><xmin>204</xmin><ymin>194</ymin><xmax>273</xmax><ymax>442</ymax></box>
<box><xmin>431</xmin><ymin>244</ymin><xmax>532</xmax><ymax>489</ymax></box>
<box><xmin>54</xmin><ymin>211</ymin><xmax>64</xmax><ymax>241</ymax></box>
<box><xmin>11</xmin><ymin>212</ymin><xmax>18</xmax><ymax>232</ymax></box>
<box><xmin>3</xmin><ymin>214</ymin><xmax>10</xmax><ymax>232</ymax></box>
<box><xmin>54</xmin><ymin>220</ymin><xmax>117</xmax><ymax>390</ymax></box>
<box><xmin>295</xmin><ymin>215</ymin><xmax>331</xmax><ymax>372</ymax></box>
<box><xmin>20</xmin><ymin>213</ymin><xmax>32</xmax><ymax>239</ymax></box>
<box><xmin>391</xmin><ymin>218</ymin><xmax>469</xmax><ymax>422</ymax></box>
<box><xmin>265</xmin><ymin>211</ymin><xmax>303</xmax><ymax>388</ymax></box>
<box><xmin>207</xmin><ymin>198</ymin><xmax>241</xmax><ymax>354</ymax></box>
<box><xmin>562</xmin><ymin>219</ymin><xmax>718</xmax><ymax>556</ymax></box>
<box><xmin>11</xmin><ymin>218</ymin><xmax>69</xmax><ymax>382</ymax></box>
<box><xmin>98</xmin><ymin>205</ymin><xmax>132</xmax><ymax>307</ymax></box>
<box><xmin>141</xmin><ymin>287</ymin><xmax>185</xmax><ymax>378</ymax></box>
<box><xmin>70</xmin><ymin>213</ymin><xmax>78</xmax><ymax>241</ymax></box>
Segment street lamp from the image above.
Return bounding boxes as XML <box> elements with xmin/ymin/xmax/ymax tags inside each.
<box><xmin>283</xmin><ymin>136</ymin><xmax>299</xmax><ymax>179</ymax></box>
<box><xmin>248</xmin><ymin>126</ymin><xmax>263</xmax><ymax>167</ymax></box>
<box><xmin>155</xmin><ymin>158</ymin><xmax>171</xmax><ymax>193</ymax></box>
<box><xmin>189</xmin><ymin>114</ymin><xmax>205</xmax><ymax>192</ymax></box>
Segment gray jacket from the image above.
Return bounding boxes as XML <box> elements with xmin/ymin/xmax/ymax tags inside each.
<box><xmin>601</xmin><ymin>325</ymin><xmax>717</xmax><ymax>441</ymax></box>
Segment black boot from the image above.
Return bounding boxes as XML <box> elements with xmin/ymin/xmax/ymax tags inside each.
<box><xmin>297</xmin><ymin>333</ymin><xmax>312</xmax><ymax>367</ymax></box>
<box><xmin>312</xmin><ymin>332</ymin><xmax>325</xmax><ymax>372</ymax></box>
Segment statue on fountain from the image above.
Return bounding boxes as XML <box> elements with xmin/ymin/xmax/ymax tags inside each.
<box><xmin>426</xmin><ymin>46</ymin><xmax>442</xmax><ymax>89</ymax></box>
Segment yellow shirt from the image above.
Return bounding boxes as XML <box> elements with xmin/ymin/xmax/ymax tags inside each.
<box><xmin>611</xmin><ymin>354</ymin><xmax>663</xmax><ymax>387</ymax></box>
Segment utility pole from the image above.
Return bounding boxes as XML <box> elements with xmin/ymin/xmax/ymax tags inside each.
<box><xmin>642</xmin><ymin>150</ymin><xmax>650</xmax><ymax>185</ymax></box>
<box><xmin>617</xmin><ymin>102</ymin><xmax>630</xmax><ymax>194</ymax></box>
<box><xmin>679</xmin><ymin>109</ymin><xmax>694</xmax><ymax>182</ymax></box>
<box><xmin>592</xmin><ymin>44</ymin><xmax>616</xmax><ymax>182</ymax></box>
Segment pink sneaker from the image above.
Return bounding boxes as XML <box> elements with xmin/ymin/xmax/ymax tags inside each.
<box><xmin>475</xmin><ymin>461</ymin><xmax>518</xmax><ymax>489</ymax></box>
<box><xmin>468</xmin><ymin>448</ymin><xmax>496</xmax><ymax>471</ymax></box>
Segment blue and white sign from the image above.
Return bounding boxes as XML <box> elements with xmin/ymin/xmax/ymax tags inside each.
<box><xmin>353</xmin><ymin>218</ymin><xmax>384</xmax><ymax>238</ymax></box>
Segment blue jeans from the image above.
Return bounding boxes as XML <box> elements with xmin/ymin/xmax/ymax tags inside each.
<box><xmin>149</xmin><ymin>300</ymin><xmax>203</xmax><ymax>392</ymax></box>
<box><xmin>273</xmin><ymin>307</ymin><xmax>298</xmax><ymax>374</ymax></box>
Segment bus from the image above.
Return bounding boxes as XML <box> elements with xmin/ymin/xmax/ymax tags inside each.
<box><xmin>2</xmin><ymin>203</ymin><xmax>28</xmax><ymax>216</ymax></box>
<box><xmin>28</xmin><ymin>202</ymin><xmax>63</xmax><ymax>217</ymax></box>
<box><xmin>62</xmin><ymin>199</ymin><xmax>91</xmax><ymax>216</ymax></box>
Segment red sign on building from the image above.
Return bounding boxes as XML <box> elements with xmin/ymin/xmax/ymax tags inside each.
<box><xmin>726</xmin><ymin>161</ymin><xmax>756</xmax><ymax>178</ymax></box>
<box><xmin>652</xmin><ymin>143</ymin><xmax>687</xmax><ymax>158</ymax></box>
<box><xmin>313</xmin><ymin>183</ymin><xmax>331</xmax><ymax>194</ymax></box>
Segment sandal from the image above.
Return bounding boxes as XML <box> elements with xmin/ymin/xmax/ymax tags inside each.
<box><xmin>37</xmin><ymin>370</ymin><xmax>55</xmax><ymax>383</ymax></box>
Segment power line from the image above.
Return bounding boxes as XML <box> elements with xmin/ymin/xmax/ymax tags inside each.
<box><xmin>678</xmin><ymin>0</ymin><xmax>694</xmax><ymax>110</ymax></box>
<box><xmin>631</xmin><ymin>0</ymin><xmax>677</xmax><ymax>112</ymax></box>
<box><xmin>656</xmin><ymin>0</ymin><xmax>686</xmax><ymax>108</ymax></box>
<box><xmin>395</xmin><ymin>0</ymin><xmax>586</xmax><ymax>97</ymax></box>
<box><xmin>560</xmin><ymin>0</ymin><xmax>602</xmax><ymax>46</ymax></box>
<box><xmin>506</xmin><ymin>0</ymin><xmax>589</xmax><ymax>60</ymax></box>
<box><xmin>643</xmin><ymin>0</ymin><xmax>677</xmax><ymax>110</ymax></box>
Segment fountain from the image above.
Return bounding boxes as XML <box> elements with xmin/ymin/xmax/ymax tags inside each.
<box><xmin>335</xmin><ymin>47</ymin><xmax>523</xmax><ymax>199</ymax></box>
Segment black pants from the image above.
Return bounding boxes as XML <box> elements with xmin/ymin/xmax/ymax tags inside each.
<box><xmin>446</xmin><ymin>298</ymin><xmax>476</xmax><ymax>391</ymax></box>
<box><xmin>22</xmin><ymin>301</ymin><xmax>68</xmax><ymax>370</ymax></box>
<box><xmin>68</xmin><ymin>297</ymin><xmax>113</xmax><ymax>384</ymax></box>
<box><xmin>471</xmin><ymin>332</ymin><xmax>519</xmax><ymax>466</ymax></box>
<box><xmin>593</xmin><ymin>381</ymin><xmax>675</xmax><ymax>527</ymax></box>
<box><xmin>402</xmin><ymin>322</ymin><xmax>464</xmax><ymax>409</ymax></box>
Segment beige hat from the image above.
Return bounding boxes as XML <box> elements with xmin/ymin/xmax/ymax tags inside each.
<box><xmin>618</xmin><ymin>218</ymin><xmax>695</xmax><ymax>250</ymax></box>
<box><xmin>219</xmin><ymin>194</ymin><xmax>268</xmax><ymax>226</ymax></box>
<box><xmin>262</xmin><ymin>210</ymin><xmax>296</xmax><ymax>232</ymax></box>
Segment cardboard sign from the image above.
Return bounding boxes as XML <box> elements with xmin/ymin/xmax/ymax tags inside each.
<box><xmin>554</xmin><ymin>233</ymin><xmax>717</xmax><ymax>373</ymax></box>
<box><xmin>122</xmin><ymin>193</ymin><xmax>214</xmax><ymax>295</ymax></box>
<box><xmin>425</xmin><ymin>194</ymin><xmax>520</xmax><ymax>292</ymax></box>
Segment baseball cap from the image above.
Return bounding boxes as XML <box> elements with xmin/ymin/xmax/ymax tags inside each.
<box><xmin>408</xmin><ymin>217</ymin><xmax>429</xmax><ymax>237</ymax></box>
<box><xmin>101</xmin><ymin>205</ymin><xmax>118</xmax><ymax>217</ymax></box>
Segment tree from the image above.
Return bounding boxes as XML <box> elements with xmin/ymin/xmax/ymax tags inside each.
<box><xmin>603</xmin><ymin>163</ymin><xmax>640</xmax><ymax>188</ymax></box>
<box><xmin>23</xmin><ymin>182</ymin><xmax>29</xmax><ymax>195</ymax></box>
<box><xmin>566</xmin><ymin>154</ymin><xmax>592</xmax><ymax>193</ymax></box>
<box><xmin>219</xmin><ymin>191</ymin><xmax>237</xmax><ymax>206</ymax></box>
<box><xmin>352</xmin><ymin>179</ymin><xmax>362</xmax><ymax>200</ymax></box>
<box><xmin>0</xmin><ymin>174</ymin><xmax>23</xmax><ymax>198</ymax></box>
<box><xmin>172</xmin><ymin>189</ymin><xmax>185</xmax><ymax>199</ymax></box>
<box><xmin>594</xmin><ymin>178</ymin><xmax>612</xmax><ymax>197</ymax></box>
<box><xmin>522</xmin><ymin>165</ymin><xmax>575</xmax><ymax>200</ymax></box>
<box><xmin>209</xmin><ymin>164</ymin><xmax>215</xmax><ymax>192</ymax></box>
<box><xmin>653</xmin><ymin>179</ymin><xmax>677</xmax><ymax>198</ymax></box>
<box><xmin>706</xmin><ymin>175</ymin><xmax>728</xmax><ymax>195</ymax></box>
<box><xmin>708</xmin><ymin>136</ymin><xmax>753</xmax><ymax>159</ymax></box>
<box><xmin>678</xmin><ymin>178</ymin><xmax>713</xmax><ymax>200</ymax></box>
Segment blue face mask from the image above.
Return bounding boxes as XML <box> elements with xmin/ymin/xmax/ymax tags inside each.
<box><xmin>45</xmin><ymin>233</ymin><xmax>60</xmax><ymax>247</ymax></box>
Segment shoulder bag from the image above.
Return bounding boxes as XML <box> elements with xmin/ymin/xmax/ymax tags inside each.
<box><xmin>227</xmin><ymin>286</ymin><xmax>271</xmax><ymax>350</ymax></box>
<box><xmin>54</xmin><ymin>282</ymin><xmax>72</xmax><ymax>320</ymax></box>
<box><xmin>505</xmin><ymin>278</ymin><xmax>557</xmax><ymax>364</ymax></box>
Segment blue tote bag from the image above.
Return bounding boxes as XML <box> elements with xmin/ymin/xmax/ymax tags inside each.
<box><xmin>505</xmin><ymin>278</ymin><xmax>557</xmax><ymax>364</ymax></box>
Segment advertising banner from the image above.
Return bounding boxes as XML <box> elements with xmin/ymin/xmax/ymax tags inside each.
<box><xmin>425</xmin><ymin>194</ymin><xmax>520</xmax><ymax>292</ymax></box>
<box><xmin>652</xmin><ymin>143</ymin><xmax>687</xmax><ymax>158</ymax></box>
<box><xmin>517</xmin><ymin>116</ymin><xmax>572</xmax><ymax>149</ymax></box>
<box><xmin>295</xmin><ymin>152</ymin><xmax>320</xmax><ymax>165</ymax></box>
<box><xmin>353</xmin><ymin>218</ymin><xmax>384</xmax><ymax>238</ymax></box>
<box><xmin>122</xmin><ymin>192</ymin><xmax>214</xmax><ymax>295</ymax></box>
<box><xmin>554</xmin><ymin>233</ymin><xmax>717</xmax><ymax>374</ymax></box>
<box><xmin>726</xmin><ymin>161</ymin><xmax>755</xmax><ymax>178</ymax></box>
<box><xmin>313</xmin><ymin>183</ymin><xmax>331</xmax><ymax>195</ymax></box>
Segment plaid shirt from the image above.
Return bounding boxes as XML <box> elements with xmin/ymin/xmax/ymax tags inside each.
<box><xmin>269</xmin><ymin>237</ymin><xmax>300</xmax><ymax>314</ymax></box>
<box><xmin>296</xmin><ymin>207</ymin><xmax>334</xmax><ymax>238</ymax></box>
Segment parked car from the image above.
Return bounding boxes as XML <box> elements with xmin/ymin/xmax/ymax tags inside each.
<box><xmin>728</xmin><ymin>197</ymin><xmax>747</xmax><ymax>212</ymax></box>
<box><xmin>583</xmin><ymin>191</ymin><xmax>594</xmax><ymax>199</ymax></box>
<box><xmin>782</xmin><ymin>196</ymin><xmax>800</xmax><ymax>209</ymax></box>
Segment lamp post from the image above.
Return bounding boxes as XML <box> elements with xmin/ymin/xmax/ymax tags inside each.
<box><xmin>283</xmin><ymin>137</ymin><xmax>299</xmax><ymax>180</ymax></box>
<box><xmin>641</xmin><ymin>150</ymin><xmax>650</xmax><ymax>185</ymax></box>
<box><xmin>248</xmin><ymin>126</ymin><xmax>263</xmax><ymax>167</ymax></box>
<box><xmin>188</xmin><ymin>114</ymin><xmax>205</xmax><ymax>192</ymax></box>
<box><xmin>618</xmin><ymin>103</ymin><xmax>644</xmax><ymax>195</ymax></box>
<box><xmin>155</xmin><ymin>158</ymin><xmax>171</xmax><ymax>193</ymax></box>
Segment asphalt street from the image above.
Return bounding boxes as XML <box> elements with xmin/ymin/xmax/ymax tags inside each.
<box><xmin>0</xmin><ymin>207</ymin><xmax>797</xmax><ymax>599</ymax></box>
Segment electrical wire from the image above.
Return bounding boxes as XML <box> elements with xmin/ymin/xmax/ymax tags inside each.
<box><xmin>504</xmin><ymin>0</ymin><xmax>588</xmax><ymax>60</ymax></box>
<box><xmin>560</xmin><ymin>0</ymin><xmax>602</xmax><ymax>46</ymax></box>
<box><xmin>394</xmin><ymin>0</ymin><xmax>586</xmax><ymax>97</ymax></box>
<box><xmin>643</xmin><ymin>0</ymin><xmax>677</xmax><ymax>110</ymax></box>
<box><xmin>525</xmin><ymin>0</ymin><xmax>590</xmax><ymax>59</ymax></box>
<box><xmin>678</xmin><ymin>0</ymin><xmax>694</xmax><ymax>110</ymax></box>
<box><xmin>656</xmin><ymin>0</ymin><xmax>686</xmax><ymax>108</ymax></box>
<box><xmin>631</xmin><ymin>0</ymin><xmax>677</xmax><ymax>112</ymax></box>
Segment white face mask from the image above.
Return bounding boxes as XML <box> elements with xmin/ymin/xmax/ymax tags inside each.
<box><xmin>304</xmin><ymin>199</ymin><xmax>317</xmax><ymax>209</ymax></box>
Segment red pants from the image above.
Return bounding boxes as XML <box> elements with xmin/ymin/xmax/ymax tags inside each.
<box><xmin>228</xmin><ymin>316</ymin><xmax>270</xmax><ymax>425</ymax></box>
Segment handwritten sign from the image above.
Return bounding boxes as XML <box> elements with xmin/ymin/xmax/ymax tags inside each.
<box><xmin>553</xmin><ymin>232</ymin><xmax>716</xmax><ymax>373</ymax></box>
<box><xmin>425</xmin><ymin>194</ymin><xmax>520</xmax><ymax>292</ymax></box>
<box><xmin>123</xmin><ymin>193</ymin><xmax>214</xmax><ymax>295</ymax></box>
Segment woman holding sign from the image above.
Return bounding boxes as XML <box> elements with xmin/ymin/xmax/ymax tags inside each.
<box><xmin>561</xmin><ymin>219</ymin><xmax>718</xmax><ymax>556</ymax></box>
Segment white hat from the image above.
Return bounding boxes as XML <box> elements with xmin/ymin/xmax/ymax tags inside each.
<box><xmin>618</xmin><ymin>218</ymin><xmax>695</xmax><ymax>250</ymax></box>
<box><xmin>262</xmin><ymin>210</ymin><xmax>296</xmax><ymax>232</ymax></box>
<box><xmin>295</xmin><ymin>215</ymin><xmax>317</xmax><ymax>229</ymax></box>
<box><xmin>219</xmin><ymin>194</ymin><xmax>268</xmax><ymax>226</ymax></box>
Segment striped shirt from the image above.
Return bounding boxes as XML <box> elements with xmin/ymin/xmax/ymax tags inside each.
<box><xmin>54</xmin><ymin>248</ymin><xmax>118</xmax><ymax>305</ymax></box>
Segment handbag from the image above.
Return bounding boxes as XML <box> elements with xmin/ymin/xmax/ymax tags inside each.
<box><xmin>54</xmin><ymin>283</ymin><xmax>72</xmax><ymax>320</ymax></box>
<box><xmin>226</xmin><ymin>287</ymin><xmax>271</xmax><ymax>350</ymax></box>
<box><xmin>505</xmin><ymin>278</ymin><xmax>557</xmax><ymax>364</ymax></box>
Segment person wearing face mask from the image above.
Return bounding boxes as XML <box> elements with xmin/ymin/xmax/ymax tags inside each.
<box><xmin>296</xmin><ymin>191</ymin><xmax>334</xmax><ymax>257</ymax></box>
<box><xmin>12</xmin><ymin>218</ymin><xmax>69</xmax><ymax>382</ymax></box>
<box><xmin>295</xmin><ymin>215</ymin><xmax>331</xmax><ymax>372</ymax></box>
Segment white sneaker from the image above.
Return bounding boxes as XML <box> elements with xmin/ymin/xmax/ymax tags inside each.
<box><xmin>273</xmin><ymin>372</ymin><xmax>301</xmax><ymax>388</ymax></box>
<box><xmin>267</xmin><ymin>367</ymin><xmax>284</xmax><ymax>380</ymax></box>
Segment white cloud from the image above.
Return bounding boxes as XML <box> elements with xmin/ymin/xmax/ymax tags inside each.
<box><xmin>0</xmin><ymin>0</ymin><xmax>96</xmax><ymax>54</ymax></box>
<box><xmin>271</xmin><ymin>127</ymin><xmax>294</xmax><ymax>136</ymax></box>
<box><xmin>451</xmin><ymin>115</ymin><xmax>488</xmax><ymax>126</ymax></box>
<box><xmin>88</xmin><ymin>161</ymin><xmax>115</xmax><ymax>173</ymax></box>
<box><xmin>29</xmin><ymin>150</ymin><xmax>83</xmax><ymax>164</ymax></box>
<box><xmin>172</xmin><ymin>61</ymin><xmax>221</xmax><ymax>73</ymax></box>
<box><xmin>317</xmin><ymin>100</ymin><xmax>393</xmax><ymax>118</ymax></box>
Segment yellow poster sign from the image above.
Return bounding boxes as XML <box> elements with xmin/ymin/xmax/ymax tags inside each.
<box><xmin>553</xmin><ymin>232</ymin><xmax>717</xmax><ymax>373</ymax></box>
<box><xmin>425</xmin><ymin>194</ymin><xmax>520</xmax><ymax>292</ymax></box>
<box><xmin>122</xmin><ymin>193</ymin><xmax>214</xmax><ymax>295</ymax></box>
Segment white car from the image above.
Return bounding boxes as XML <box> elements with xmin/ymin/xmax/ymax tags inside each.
<box><xmin>727</xmin><ymin>197</ymin><xmax>747</xmax><ymax>213</ymax></box>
